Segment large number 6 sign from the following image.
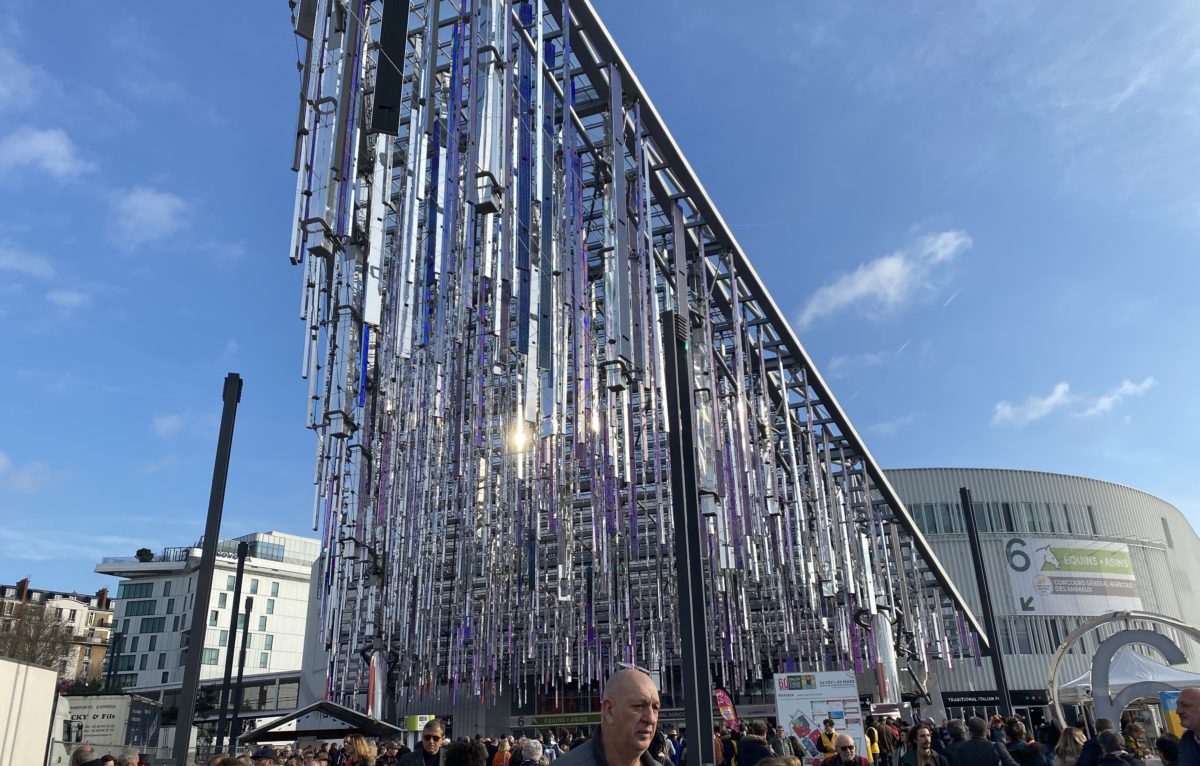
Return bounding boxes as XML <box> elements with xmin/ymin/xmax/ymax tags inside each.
<box><xmin>1006</xmin><ymin>538</ymin><xmax>1030</xmax><ymax>572</ymax></box>
<box><xmin>1046</xmin><ymin>611</ymin><xmax>1200</xmax><ymax>727</ymax></box>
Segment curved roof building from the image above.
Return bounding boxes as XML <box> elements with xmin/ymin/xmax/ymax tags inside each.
<box><xmin>885</xmin><ymin>467</ymin><xmax>1200</xmax><ymax>722</ymax></box>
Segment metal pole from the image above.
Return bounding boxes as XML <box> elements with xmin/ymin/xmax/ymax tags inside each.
<box><xmin>230</xmin><ymin>597</ymin><xmax>254</xmax><ymax>750</ymax></box>
<box><xmin>215</xmin><ymin>541</ymin><xmax>249</xmax><ymax>754</ymax></box>
<box><xmin>173</xmin><ymin>373</ymin><xmax>244</xmax><ymax>766</ymax></box>
<box><xmin>959</xmin><ymin>486</ymin><xmax>1012</xmax><ymax>717</ymax></box>
<box><xmin>661</xmin><ymin>310</ymin><xmax>715</xmax><ymax>766</ymax></box>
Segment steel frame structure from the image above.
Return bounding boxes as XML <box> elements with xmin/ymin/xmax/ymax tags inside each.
<box><xmin>287</xmin><ymin>0</ymin><xmax>987</xmax><ymax>712</ymax></box>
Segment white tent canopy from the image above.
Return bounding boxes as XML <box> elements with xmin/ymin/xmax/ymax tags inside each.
<box><xmin>1058</xmin><ymin>648</ymin><xmax>1200</xmax><ymax>704</ymax></box>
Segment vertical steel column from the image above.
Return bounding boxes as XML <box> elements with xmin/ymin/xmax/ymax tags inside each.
<box><xmin>215</xmin><ymin>541</ymin><xmax>249</xmax><ymax>754</ymax></box>
<box><xmin>960</xmin><ymin>486</ymin><xmax>1012</xmax><ymax>717</ymax></box>
<box><xmin>230</xmin><ymin>597</ymin><xmax>254</xmax><ymax>747</ymax></box>
<box><xmin>173</xmin><ymin>373</ymin><xmax>243</xmax><ymax>765</ymax></box>
<box><xmin>661</xmin><ymin>310</ymin><xmax>715</xmax><ymax>766</ymax></box>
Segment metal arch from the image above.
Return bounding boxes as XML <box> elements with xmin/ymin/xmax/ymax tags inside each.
<box><xmin>1046</xmin><ymin>610</ymin><xmax>1200</xmax><ymax>727</ymax></box>
<box><xmin>565</xmin><ymin>0</ymin><xmax>987</xmax><ymax>648</ymax></box>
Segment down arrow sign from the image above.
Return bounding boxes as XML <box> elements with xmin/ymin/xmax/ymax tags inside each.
<box><xmin>1020</xmin><ymin>597</ymin><xmax>1035</xmax><ymax>612</ymax></box>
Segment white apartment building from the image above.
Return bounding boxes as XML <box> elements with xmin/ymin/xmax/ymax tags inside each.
<box><xmin>95</xmin><ymin>531</ymin><xmax>320</xmax><ymax>694</ymax></box>
<box><xmin>0</xmin><ymin>579</ymin><xmax>113</xmax><ymax>681</ymax></box>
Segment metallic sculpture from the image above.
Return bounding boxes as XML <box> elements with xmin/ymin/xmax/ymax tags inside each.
<box><xmin>287</xmin><ymin>0</ymin><xmax>986</xmax><ymax>711</ymax></box>
<box><xmin>1047</xmin><ymin>611</ymin><xmax>1200</xmax><ymax>726</ymax></box>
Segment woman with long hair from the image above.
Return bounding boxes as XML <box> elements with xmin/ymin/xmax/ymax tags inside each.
<box><xmin>899</xmin><ymin>725</ymin><xmax>948</xmax><ymax>766</ymax></box>
<box><xmin>1052</xmin><ymin>727</ymin><xmax>1085</xmax><ymax>766</ymax></box>
<box><xmin>493</xmin><ymin>739</ymin><xmax>512</xmax><ymax>766</ymax></box>
<box><xmin>344</xmin><ymin>734</ymin><xmax>376</xmax><ymax>766</ymax></box>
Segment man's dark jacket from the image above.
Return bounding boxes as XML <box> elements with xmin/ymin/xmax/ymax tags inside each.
<box><xmin>733</xmin><ymin>737</ymin><xmax>773</xmax><ymax>766</ymax></box>
<box><xmin>944</xmin><ymin>737</ymin><xmax>1017</xmax><ymax>766</ymax></box>
<box><xmin>555</xmin><ymin>736</ymin><xmax>663</xmax><ymax>766</ymax></box>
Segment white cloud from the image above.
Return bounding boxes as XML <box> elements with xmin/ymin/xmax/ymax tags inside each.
<box><xmin>1080</xmin><ymin>377</ymin><xmax>1156</xmax><ymax>417</ymax></box>
<box><xmin>992</xmin><ymin>376</ymin><xmax>1158</xmax><ymax>426</ymax></box>
<box><xmin>152</xmin><ymin>414</ymin><xmax>187</xmax><ymax>438</ymax></box>
<box><xmin>112</xmin><ymin>186</ymin><xmax>188</xmax><ymax>248</ymax></box>
<box><xmin>0</xmin><ymin>46</ymin><xmax>41</xmax><ymax>110</ymax></box>
<box><xmin>992</xmin><ymin>382</ymin><xmax>1072</xmax><ymax>426</ymax></box>
<box><xmin>0</xmin><ymin>454</ymin><xmax>52</xmax><ymax>493</ymax></box>
<box><xmin>0</xmin><ymin>126</ymin><xmax>92</xmax><ymax>179</ymax></box>
<box><xmin>0</xmin><ymin>244</ymin><xmax>54</xmax><ymax>278</ymax></box>
<box><xmin>828</xmin><ymin>351</ymin><xmax>887</xmax><ymax>378</ymax></box>
<box><xmin>869</xmin><ymin>412</ymin><xmax>922</xmax><ymax>437</ymax></box>
<box><xmin>45</xmin><ymin>289</ymin><xmax>91</xmax><ymax>314</ymax></box>
<box><xmin>797</xmin><ymin>230</ymin><xmax>971</xmax><ymax>327</ymax></box>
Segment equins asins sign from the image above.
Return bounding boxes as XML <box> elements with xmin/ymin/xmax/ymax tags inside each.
<box><xmin>1004</xmin><ymin>537</ymin><xmax>1142</xmax><ymax>616</ymax></box>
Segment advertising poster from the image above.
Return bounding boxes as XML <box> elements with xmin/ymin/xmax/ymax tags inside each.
<box><xmin>774</xmin><ymin>671</ymin><xmax>864</xmax><ymax>766</ymax></box>
<box><xmin>1003</xmin><ymin>537</ymin><xmax>1142</xmax><ymax>615</ymax></box>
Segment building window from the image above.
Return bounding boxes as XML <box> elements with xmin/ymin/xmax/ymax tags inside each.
<box><xmin>122</xmin><ymin>619</ymin><xmax>129</xmax><ymax>634</ymax></box>
<box><xmin>264</xmin><ymin>635</ymin><xmax>273</xmax><ymax>651</ymax></box>
<box><xmin>258</xmin><ymin>616</ymin><xmax>267</xmax><ymax>632</ymax></box>
<box><xmin>116</xmin><ymin>655</ymin><xmax>135</xmax><ymax>671</ymax></box>
<box><xmin>158</xmin><ymin>653</ymin><xmax>166</xmax><ymax>669</ymax></box>
<box><xmin>148</xmin><ymin>635</ymin><xmax>157</xmax><ymax>652</ymax></box>
<box><xmin>68</xmin><ymin>609</ymin><xmax>77</xmax><ymax>621</ymax></box>
<box><xmin>1019</xmin><ymin>502</ymin><xmax>1038</xmax><ymax>533</ymax></box>
<box><xmin>162</xmin><ymin>671</ymin><xmax>169</xmax><ymax>684</ymax></box>
<box><xmin>125</xmin><ymin>600</ymin><xmax>155</xmax><ymax>617</ymax></box>
<box><xmin>266</xmin><ymin>599</ymin><xmax>274</xmax><ymax>615</ymax></box>
<box><xmin>172</xmin><ymin>616</ymin><xmax>180</xmax><ymax>632</ymax></box>
<box><xmin>249</xmin><ymin>579</ymin><xmax>259</xmax><ymax>595</ymax></box>
<box><xmin>218</xmin><ymin>592</ymin><xmax>227</xmax><ymax>609</ymax></box>
<box><xmin>202</xmin><ymin>648</ymin><xmax>220</xmax><ymax>665</ymax></box>
<box><xmin>270</xmin><ymin>582</ymin><xmax>279</xmax><ymax>597</ymax></box>
<box><xmin>1162</xmin><ymin>518</ymin><xmax>1174</xmax><ymax>547</ymax></box>
<box><xmin>259</xmin><ymin>652</ymin><xmax>268</xmax><ymax>669</ymax></box>
<box><xmin>1086</xmin><ymin>505</ymin><xmax>1099</xmax><ymax>535</ymax></box>
<box><xmin>130</xmin><ymin>636</ymin><xmax>139</xmax><ymax>652</ymax></box>
<box><xmin>139</xmin><ymin>654</ymin><xmax>148</xmax><ymax>670</ymax></box>
<box><xmin>55</xmin><ymin>607</ymin><xmax>64</xmax><ymax>619</ymax></box>
<box><xmin>226</xmin><ymin>575</ymin><xmax>235</xmax><ymax>590</ymax></box>
<box><xmin>219</xmin><ymin>630</ymin><xmax>228</xmax><ymax>647</ymax></box>
<box><xmin>999</xmin><ymin>503</ymin><xmax>1016</xmax><ymax>532</ymax></box>
<box><xmin>208</xmin><ymin>610</ymin><xmax>218</xmax><ymax>626</ymax></box>
<box><xmin>117</xmin><ymin>583</ymin><xmax>154</xmax><ymax>599</ymax></box>
<box><xmin>166</xmin><ymin>598</ymin><xmax>174</xmax><ymax>614</ymax></box>
<box><xmin>236</xmin><ymin>614</ymin><xmax>246</xmax><ymax>630</ymax></box>
<box><xmin>163</xmin><ymin>581</ymin><xmax>172</xmax><ymax>597</ymax></box>
<box><xmin>139</xmin><ymin>617</ymin><xmax>166</xmax><ymax>633</ymax></box>
<box><xmin>117</xmin><ymin>673</ymin><xmax>138</xmax><ymax>688</ymax></box>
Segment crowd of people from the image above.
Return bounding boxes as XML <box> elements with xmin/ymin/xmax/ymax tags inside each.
<box><xmin>65</xmin><ymin>683</ymin><xmax>1200</xmax><ymax>766</ymax></box>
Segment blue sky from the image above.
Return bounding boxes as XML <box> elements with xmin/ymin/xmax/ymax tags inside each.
<box><xmin>2</xmin><ymin>1</ymin><xmax>1198</xmax><ymax>594</ymax></box>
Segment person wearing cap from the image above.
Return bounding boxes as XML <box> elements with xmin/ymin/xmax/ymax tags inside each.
<box><xmin>253</xmin><ymin>746</ymin><xmax>279</xmax><ymax>765</ymax></box>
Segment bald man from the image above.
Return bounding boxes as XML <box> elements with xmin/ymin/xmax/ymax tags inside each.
<box><xmin>555</xmin><ymin>669</ymin><xmax>662</xmax><ymax>766</ymax></box>
<box><xmin>1178</xmin><ymin>687</ymin><xmax>1200</xmax><ymax>765</ymax></box>
<box><xmin>832</xmin><ymin>735</ymin><xmax>868</xmax><ymax>766</ymax></box>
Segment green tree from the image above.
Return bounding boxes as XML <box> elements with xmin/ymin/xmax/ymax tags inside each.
<box><xmin>0</xmin><ymin>603</ymin><xmax>75</xmax><ymax>670</ymax></box>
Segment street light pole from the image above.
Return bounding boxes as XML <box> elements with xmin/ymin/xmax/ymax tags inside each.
<box><xmin>229</xmin><ymin>596</ymin><xmax>254</xmax><ymax>749</ymax></box>
<box><xmin>960</xmin><ymin>486</ymin><xmax>1013</xmax><ymax>717</ymax></box>
<box><xmin>215</xmin><ymin>541</ymin><xmax>249</xmax><ymax>754</ymax></box>
<box><xmin>173</xmin><ymin>373</ymin><xmax>243</xmax><ymax>766</ymax></box>
<box><xmin>662</xmin><ymin>309</ymin><xmax>716</xmax><ymax>766</ymax></box>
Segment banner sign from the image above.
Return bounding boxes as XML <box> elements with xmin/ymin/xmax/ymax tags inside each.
<box><xmin>1003</xmin><ymin>537</ymin><xmax>1142</xmax><ymax>615</ymax></box>
<box><xmin>715</xmin><ymin>687</ymin><xmax>740</xmax><ymax>732</ymax></box>
<box><xmin>774</xmin><ymin>671</ymin><xmax>865</xmax><ymax>766</ymax></box>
